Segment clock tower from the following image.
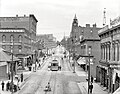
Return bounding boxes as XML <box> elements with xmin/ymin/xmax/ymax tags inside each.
<box><xmin>70</xmin><ymin>14</ymin><xmax>78</xmax><ymax>38</ymax></box>
<box><xmin>72</xmin><ymin>14</ymin><xmax>78</xmax><ymax>27</ymax></box>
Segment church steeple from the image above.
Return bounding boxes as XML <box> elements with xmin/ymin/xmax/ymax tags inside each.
<box><xmin>72</xmin><ymin>14</ymin><xmax>78</xmax><ymax>27</ymax></box>
<box><xmin>74</xmin><ymin>14</ymin><xmax>77</xmax><ymax>20</ymax></box>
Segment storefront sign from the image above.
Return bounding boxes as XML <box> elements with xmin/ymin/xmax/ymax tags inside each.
<box><xmin>110</xmin><ymin>16</ymin><xmax>120</xmax><ymax>27</ymax></box>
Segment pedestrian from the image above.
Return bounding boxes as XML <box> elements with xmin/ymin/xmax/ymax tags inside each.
<box><xmin>91</xmin><ymin>75</ymin><xmax>94</xmax><ymax>83</ymax></box>
<box><xmin>89</xmin><ymin>83</ymin><xmax>93</xmax><ymax>94</ymax></box>
<box><xmin>6</xmin><ymin>81</ymin><xmax>10</xmax><ymax>91</ymax></box>
<box><xmin>15</xmin><ymin>74</ymin><xmax>18</xmax><ymax>80</ymax></box>
<box><xmin>1</xmin><ymin>81</ymin><xmax>5</xmax><ymax>91</ymax></box>
<box><xmin>21</xmin><ymin>73</ymin><xmax>23</xmax><ymax>82</ymax></box>
<box><xmin>17</xmin><ymin>78</ymin><xmax>20</xmax><ymax>90</ymax></box>
<box><xmin>8</xmin><ymin>72</ymin><xmax>10</xmax><ymax>80</ymax></box>
<box><xmin>14</xmin><ymin>84</ymin><xmax>17</xmax><ymax>92</ymax></box>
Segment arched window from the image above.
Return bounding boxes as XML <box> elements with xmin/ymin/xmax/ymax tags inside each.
<box><xmin>10</xmin><ymin>35</ymin><xmax>14</xmax><ymax>42</ymax></box>
<box><xmin>2</xmin><ymin>35</ymin><xmax>6</xmax><ymax>42</ymax></box>
<box><xmin>18</xmin><ymin>35</ymin><xmax>22</xmax><ymax>42</ymax></box>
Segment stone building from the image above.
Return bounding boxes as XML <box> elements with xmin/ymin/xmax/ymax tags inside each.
<box><xmin>98</xmin><ymin>16</ymin><xmax>120</xmax><ymax>93</ymax></box>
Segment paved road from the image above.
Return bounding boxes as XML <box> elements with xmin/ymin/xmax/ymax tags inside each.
<box><xmin>15</xmin><ymin>57</ymin><xmax>83</xmax><ymax>94</ymax></box>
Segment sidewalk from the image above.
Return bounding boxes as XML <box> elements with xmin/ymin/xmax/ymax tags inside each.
<box><xmin>67</xmin><ymin>58</ymin><xmax>109</xmax><ymax>94</ymax></box>
<box><xmin>0</xmin><ymin>70</ymin><xmax>31</xmax><ymax>94</ymax></box>
<box><xmin>0</xmin><ymin>57</ymin><xmax>47</xmax><ymax>94</ymax></box>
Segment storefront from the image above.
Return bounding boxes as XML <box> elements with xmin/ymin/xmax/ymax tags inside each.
<box><xmin>99</xmin><ymin>62</ymin><xmax>109</xmax><ymax>89</ymax></box>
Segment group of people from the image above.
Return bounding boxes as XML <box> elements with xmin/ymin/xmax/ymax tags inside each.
<box><xmin>1</xmin><ymin>73</ymin><xmax>23</xmax><ymax>93</ymax></box>
<box><xmin>1</xmin><ymin>80</ymin><xmax>19</xmax><ymax>92</ymax></box>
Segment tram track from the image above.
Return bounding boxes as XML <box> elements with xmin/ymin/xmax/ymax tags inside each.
<box><xmin>45</xmin><ymin>71</ymin><xmax>57</xmax><ymax>94</ymax></box>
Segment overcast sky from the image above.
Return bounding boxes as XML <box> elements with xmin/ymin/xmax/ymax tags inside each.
<box><xmin>0</xmin><ymin>0</ymin><xmax>120</xmax><ymax>41</ymax></box>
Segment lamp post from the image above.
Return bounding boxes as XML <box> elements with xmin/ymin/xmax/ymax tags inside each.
<box><xmin>71</xmin><ymin>38</ymin><xmax>76</xmax><ymax>73</ymax></box>
<box><xmin>34</xmin><ymin>50</ymin><xmax>37</xmax><ymax>72</ymax></box>
<box><xmin>11</xmin><ymin>35</ymin><xmax>14</xmax><ymax>94</ymax></box>
<box><xmin>88</xmin><ymin>46</ymin><xmax>91</xmax><ymax>94</ymax></box>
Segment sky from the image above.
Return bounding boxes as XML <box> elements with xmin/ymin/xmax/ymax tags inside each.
<box><xmin>0</xmin><ymin>0</ymin><xmax>120</xmax><ymax>41</ymax></box>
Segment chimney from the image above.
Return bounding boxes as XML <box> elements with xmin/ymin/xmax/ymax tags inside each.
<box><xmin>93</xmin><ymin>23</ymin><xmax>96</xmax><ymax>28</ymax></box>
<box><xmin>24</xmin><ymin>14</ymin><xmax>26</xmax><ymax>17</ymax></box>
<box><xmin>16</xmin><ymin>15</ymin><xmax>18</xmax><ymax>17</ymax></box>
<box><xmin>86</xmin><ymin>24</ymin><xmax>90</xmax><ymax>28</ymax></box>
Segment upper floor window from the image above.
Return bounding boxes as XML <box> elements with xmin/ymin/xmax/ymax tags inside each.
<box><xmin>2</xmin><ymin>35</ymin><xmax>6</xmax><ymax>42</ymax></box>
<box><xmin>18</xmin><ymin>35</ymin><xmax>22</xmax><ymax>42</ymax></box>
<box><xmin>2</xmin><ymin>45</ymin><xmax>6</xmax><ymax>49</ymax></box>
<box><xmin>10</xmin><ymin>35</ymin><xmax>14</xmax><ymax>42</ymax></box>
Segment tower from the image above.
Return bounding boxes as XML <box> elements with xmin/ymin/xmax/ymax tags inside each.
<box><xmin>70</xmin><ymin>14</ymin><xmax>78</xmax><ymax>38</ymax></box>
<box><xmin>103</xmin><ymin>8</ymin><xmax>106</xmax><ymax>26</ymax></box>
<box><xmin>72</xmin><ymin>14</ymin><xmax>78</xmax><ymax>27</ymax></box>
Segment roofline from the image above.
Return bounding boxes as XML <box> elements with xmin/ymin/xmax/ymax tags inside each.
<box><xmin>30</xmin><ymin>14</ymin><xmax>38</xmax><ymax>22</ymax></box>
<box><xmin>80</xmin><ymin>38</ymin><xmax>100</xmax><ymax>43</ymax></box>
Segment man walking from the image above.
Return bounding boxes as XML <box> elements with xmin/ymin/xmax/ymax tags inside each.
<box><xmin>89</xmin><ymin>83</ymin><xmax>93</xmax><ymax>94</ymax></box>
<box><xmin>91</xmin><ymin>75</ymin><xmax>94</xmax><ymax>83</ymax></box>
<box><xmin>21</xmin><ymin>73</ymin><xmax>23</xmax><ymax>82</ymax></box>
<box><xmin>1</xmin><ymin>81</ymin><xmax>5</xmax><ymax>91</ymax></box>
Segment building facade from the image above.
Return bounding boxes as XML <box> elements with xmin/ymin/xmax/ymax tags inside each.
<box><xmin>36</xmin><ymin>34</ymin><xmax>57</xmax><ymax>56</ymax></box>
<box><xmin>69</xmin><ymin>15</ymin><xmax>102</xmax><ymax>78</ymax></box>
<box><xmin>0</xmin><ymin>14</ymin><xmax>38</xmax><ymax>68</ymax></box>
<box><xmin>0</xmin><ymin>14</ymin><xmax>38</xmax><ymax>51</ymax></box>
<box><xmin>98</xmin><ymin>16</ymin><xmax>120</xmax><ymax>93</ymax></box>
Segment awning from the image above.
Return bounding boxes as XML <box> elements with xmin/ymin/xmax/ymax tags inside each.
<box><xmin>0</xmin><ymin>62</ymin><xmax>7</xmax><ymax>66</ymax></box>
<box><xmin>77</xmin><ymin>57</ymin><xmax>86</xmax><ymax>65</ymax></box>
<box><xmin>9</xmin><ymin>55</ymin><xmax>20</xmax><ymax>61</ymax></box>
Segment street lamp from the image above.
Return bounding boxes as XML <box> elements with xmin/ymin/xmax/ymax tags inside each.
<box><xmin>71</xmin><ymin>38</ymin><xmax>76</xmax><ymax>73</ymax></box>
<box><xmin>11</xmin><ymin>35</ymin><xmax>14</xmax><ymax>94</ymax></box>
<box><xmin>88</xmin><ymin>46</ymin><xmax>91</xmax><ymax>94</ymax></box>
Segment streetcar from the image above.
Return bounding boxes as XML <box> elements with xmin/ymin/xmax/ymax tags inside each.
<box><xmin>49</xmin><ymin>59</ymin><xmax>61</xmax><ymax>71</ymax></box>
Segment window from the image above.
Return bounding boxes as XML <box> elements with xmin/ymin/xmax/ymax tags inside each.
<box><xmin>10</xmin><ymin>35</ymin><xmax>14</xmax><ymax>42</ymax></box>
<box><xmin>2</xmin><ymin>45</ymin><xmax>6</xmax><ymax>49</ymax></box>
<box><xmin>113</xmin><ymin>44</ymin><xmax>115</xmax><ymax>61</ymax></box>
<box><xmin>10</xmin><ymin>45</ymin><xmax>13</xmax><ymax>53</ymax></box>
<box><xmin>19</xmin><ymin>49</ymin><xmax>22</xmax><ymax>53</ymax></box>
<box><xmin>2</xmin><ymin>35</ymin><xmax>6</xmax><ymax>42</ymax></box>
<box><xmin>117</xmin><ymin>43</ymin><xmax>119</xmax><ymax>61</ymax></box>
<box><xmin>18</xmin><ymin>35</ymin><xmax>22</xmax><ymax>42</ymax></box>
<box><xmin>109</xmin><ymin>45</ymin><xmax>111</xmax><ymax>60</ymax></box>
<box><xmin>18</xmin><ymin>45</ymin><xmax>22</xmax><ymax>53</ymax></box>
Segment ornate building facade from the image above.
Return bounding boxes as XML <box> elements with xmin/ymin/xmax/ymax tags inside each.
<box><xmin>98</xmin><ymin>16</ymin><xmax>120</xmax><ymax>93</ymax></box>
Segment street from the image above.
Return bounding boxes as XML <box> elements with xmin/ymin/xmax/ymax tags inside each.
<box><xmin>15</xmin><ymin>57</ymin><xmax>84</xmax><ymax>94</ymax></box>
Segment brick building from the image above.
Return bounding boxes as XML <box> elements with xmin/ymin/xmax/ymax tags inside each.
<box><xmin>69</xmin><ymin>15</ymin><xmax>102</xmax><ymax>78</ymax></box>
<box><xmin>0</xmin><ymin>14</ymin><xmax>38</xmax><ymax>68</ymax></box>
